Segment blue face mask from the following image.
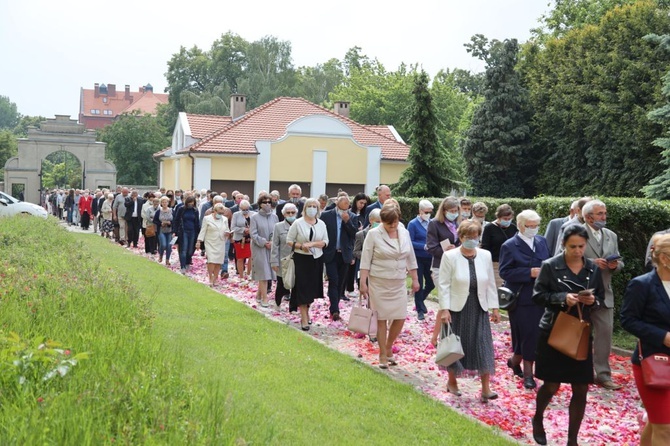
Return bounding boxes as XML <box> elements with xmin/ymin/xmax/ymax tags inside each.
<box><xmin>445</xmin><ymin>212</ymin><xmax>459</xmax><ymax>222</ymax></box>
<box><xmin>500</xmin><ymin>219</ymin><xmax>512</xmax><ymax>228</ymax></box>
<box><xmin>462</xmin><ymin>238</ymin><xmax>479</xmax><ymax>249</ymax></box>
<box><xmin>285</xmin><ymin>216</ymin><xmax>296</xmax><ymax>223</ymax></box>
<box><xmin>371</xmin><ymin>222</ymin><xmax>380</xmax><ymax>228</ymax></box>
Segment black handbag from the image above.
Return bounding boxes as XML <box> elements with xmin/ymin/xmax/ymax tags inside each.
<box><xmin>498</xmin><ymin>285</ymin><xmax>521</xmax><ymax>311</ymax></box>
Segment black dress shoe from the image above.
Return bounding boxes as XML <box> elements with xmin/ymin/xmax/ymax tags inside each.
<box><xmin>532</xmin><ymin>416</ymin><xmax>547</xmax><ymax>445</ymax></box>
<box><xmin>331</xmin><ymin>312</ymin><xmax>341</xmax><ymax>321</ymax></box>
<box><xmin>524</xmin><ymin>377</ymin><xmax>537</xmax><ymax>389</ymax></box>
<box><xmin>341</xmin><ymin>295</ymin><xmax>350</xmax><ymax>301</ymax></box>
<box><xmin>507</xmin><ymin>359</ymin><xmax>523</xmax><ymax>378</ymax></box>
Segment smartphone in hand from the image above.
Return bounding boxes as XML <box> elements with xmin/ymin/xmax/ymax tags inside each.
<box><xmin>578</xmin><ymin>288</ymin><xmax>595</xmax><ymax>297</ymax></box>
<box><xmin>605</xmin><ymin>254</ymin><xmax>622</xmax><ymax>262</ymax></box>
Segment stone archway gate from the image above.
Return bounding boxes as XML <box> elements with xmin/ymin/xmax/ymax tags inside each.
<box><xmin>4</xmin><ymin>115</ymin><xmax>116</xmax><ymax>203</ymax></box>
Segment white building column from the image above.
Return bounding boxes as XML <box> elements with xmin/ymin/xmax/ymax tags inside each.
<box><xmin>174</xmin><ymin>158</ymin><xmax>180</xmax><ymax>189</ymax></box>
<box><xmin>193</xmin><ymin>157</ymin><xmax>212</xmax><ymax>191</ymax></box>
<box><xmin>366</xmin><ymin>146</ymin><xmax>381</xmax><ymax>195</ymax></box>
<box><xmin>255</xmin><ymin>141</ymin><xmax>271</xmax><ymax>198</ymax></box>
<box><xmin>312</xmin><ymin>150</ymin><xmax>327</xmax><ymax>197</ymax></box>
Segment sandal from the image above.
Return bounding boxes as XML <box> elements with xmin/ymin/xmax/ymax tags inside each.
<box><xmin>387</xmin><ymin>356</ymin><xmax>398</xmax><ymax>366</ymax></box>
<box><xmin>447</xmin><ymin>385</ymin><xmax>462</xmax><ymax>397</ymax></box>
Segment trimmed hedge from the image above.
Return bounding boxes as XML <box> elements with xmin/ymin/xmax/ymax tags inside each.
<box><xmin>394</xmin><ymin>196</ymin><xmax>670</xmax><ymax>333</ymax></box>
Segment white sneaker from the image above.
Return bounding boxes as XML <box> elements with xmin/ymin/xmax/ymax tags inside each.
<box><xmin>348</xmin><ymin>290</ymin><xmax>359</xmax><ymax>298</ymax></box>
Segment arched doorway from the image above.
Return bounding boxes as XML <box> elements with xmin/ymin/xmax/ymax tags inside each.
<box><xmin>41</xmin><ymin>150</ymin><xmax>83</xmax><ymax>190</ymax></box>
<box><xmin>3</xmin><ymin>115</ymin><xmax>116</xmax><ymax>204</ymax></box>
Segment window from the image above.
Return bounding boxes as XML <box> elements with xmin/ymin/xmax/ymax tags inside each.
<box><xmin>103</xmin><ymin>110</ymin><xmax>113</xmax><ymax>116</ymax></box>
<box><xmin>90</xmin><ymin>109</ymin><xmax>100</xmax><ymax>115</ymax></box>
<box><xmin>102</xmin><ymin>97</ymin><xmax>107</xmax><ymax>103</ymax></box>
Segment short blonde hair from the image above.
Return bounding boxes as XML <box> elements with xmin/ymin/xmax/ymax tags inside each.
<box><xmin>302</xmin><ymin>198</ymin><xmax>321</xmax><ymax>218</ymax></box>
<box><xmin>651</xmin><ymin>233</ymin><xmax>670</xmax><ymax>268</ymax></box>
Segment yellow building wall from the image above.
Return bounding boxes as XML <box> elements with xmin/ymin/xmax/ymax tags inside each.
<box><xmin>178</xmin><ymin>157</ymin><xmax>192</xmax><ymax>189</ymax></box>
<box><xmin>211</xmin><ymin>156</ymin><xmax>256</xmax><ymax>180</ymax></box>
<box><xmin>162</xmin><ymin>159</ymin><xmax>176</xmax><ymax>189</ymax></box>
<box><xmin>381</xmin><ymin>162</ymin><xmax>409</xmax><ymax>184</ymax></box>
<box><xmin>270</xmin><ymin>135</ymin><xmax>367</xmax><ymax>183</ymax></box>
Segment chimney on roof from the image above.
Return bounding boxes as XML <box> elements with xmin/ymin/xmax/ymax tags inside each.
<box><xmin>94</xmin><ymin>83</ymin><xmax>100</xmax><ymax>98</ymax></box>
<box><xmin>333</xmin><ymin>101</ymin><xmax>350</xmax><ymax>118</ymax></box>
<box><xmin>124</xmin><ymin>85</ymin><xmax>130</xmax><ymax>100</ymax></box>
<box><xmin>230</xmin><ymin>94</ymin><xmax>247</xmax><ymax>120</ymax></box>
<box><xmin>108</xmin><ymin>84</ymin><xmax>116</xmax><ymax>96</ymax></box>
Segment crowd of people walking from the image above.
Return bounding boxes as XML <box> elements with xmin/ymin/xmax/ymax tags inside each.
<box><xmin>49</xmin><ymin>184</ymin><xmax>669</xmax><ymax>446</ymax></box>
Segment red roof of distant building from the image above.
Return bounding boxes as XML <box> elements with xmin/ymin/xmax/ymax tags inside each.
<box><xmin>79</xmin><ymin>83</ymin><xmax>168</xmax><ymax>121</ymax></box>
<box><xmin>176</xmin><ymin>97</ymin><xmax>409</xmax><ymax>161</ymax></box>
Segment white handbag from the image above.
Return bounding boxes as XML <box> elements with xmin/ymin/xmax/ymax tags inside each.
<box><xmin>435</xmin><ymin>323</ymin><xmax>464</xmax><ymax>367</ymax></box>
<box><xmin>280</xmin><ymin>246</ymin><xmax>296</xmax><ymax>289</ymax></box>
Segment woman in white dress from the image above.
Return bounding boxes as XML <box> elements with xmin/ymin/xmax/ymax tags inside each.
<box><xmin>196</xmin><ymin>203</ymin><xmax>230</xmax><ymax>286</ymax></box>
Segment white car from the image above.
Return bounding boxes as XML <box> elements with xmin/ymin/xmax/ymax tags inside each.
<box><xmin>0</xmin><ymin>191</ymin><xmax>48</xmax><ymax>219</ymax></box>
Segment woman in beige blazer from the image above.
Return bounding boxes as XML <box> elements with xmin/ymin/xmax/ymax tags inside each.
<box><xmin>360</xmin><ymin>200</ymin><xmax>419</xmax><ymax>369</ymax></box>
<box><xmin>434</xmin><ymin>220</ymin><xmax>500</xmax><ymax>402</ymax></box>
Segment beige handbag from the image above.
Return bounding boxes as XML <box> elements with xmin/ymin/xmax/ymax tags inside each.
<box><xmin>348</xmin><ymin>300</ymin><xmax>378</xmax><ymax>336</ymax></box>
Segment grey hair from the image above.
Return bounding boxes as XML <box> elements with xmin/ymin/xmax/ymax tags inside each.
<box><xmin>582</xmin><ymin>199</ymin><xmax>606</xmax><ymax>218</ymax></box>
<box><xmin>368</xmin><ymin>208</ymin><xmax>381</xmax><ymax>222</ymax></box>
<box><xmin>213</xmin><ymin>195</ymin><xmax>224</xmax><ymax>203</ymax></box>
<box><xmin>239</xmin><ymin>200</ymin><xmax>250</xmax><ymax>210</ymax></box>
<box><xmin>282</xmin><ymin>203</ymin><xmax>298</xmax><ymax>214</ymax></box>
<box><xmin>418</xmin><ymin>199</ymin><xmax>434</xmax><ymax>212</ymax></box>
<box><xmin>516</xmin><ymin>209</ymin><xmax>541</xmax><ymax>227</ymax></box>
<box><xmin>288</xmin><ymin>184</ymin><xmax>302</xmax><ymax>194</ymax></box>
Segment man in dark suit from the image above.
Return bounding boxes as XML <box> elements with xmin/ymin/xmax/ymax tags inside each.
<box><xmin>124</xmin><ymin>190</ymin><xmax>145</xmax><ymax>248</ymax></box>
<box><xmin>321</xmin><ymin>195</ymin><xmax>359</xmax><ymax>321</ymax></box>
<box><xmin>276</xmin><ymin>184</ymin><xmax>304</xmax><ymax>222</ymax></box>
<box><xmin>224</xmin><ymin>190</ymin><xmax>239</xmax><ymax>208</ymax></box>
<box><xmin>363</xmin><ymin>184</ymin><xmax>391</xmax><ymax>228</ymax></box>
<box><xmin>582</xmin><ymin>199</ymin><xmax>623</xmax><ymax>391</ymax></box>
<box><xmin>554</xmin><ymin>197</ymin><xmax>592</xmax><ymax>255</ymax></box>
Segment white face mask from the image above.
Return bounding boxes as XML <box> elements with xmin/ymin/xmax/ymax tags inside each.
<box><xmin>420</xmin><ymin>213</ymin><xmax>431</xmax><ymax>222</ymax></box>
<box><xmin>306</xmin><ymin>207</ymin><xmax>318</xmax><ymax>218</ymax></box>
<box><xmin>524</xmin><ymin>227</ymin><xmax>539</xmax><ymax>238</ymax></box>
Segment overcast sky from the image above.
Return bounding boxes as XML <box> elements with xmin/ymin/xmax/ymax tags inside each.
<box><xmin>0</xmin><ymin>0</ymin><xmax>551</xmax><ymax>118</ymax></box>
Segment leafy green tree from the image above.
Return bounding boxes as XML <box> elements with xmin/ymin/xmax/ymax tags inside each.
<box><xmin>534</xmin><ymin>0</ymin><xmax>638</xmax><ymax>40</ymax></box>
<box><xmin>642</xmin><ymin>34</ymin><xmax>670</xmax><ymax>199</ymax></box>
<box><xmin>526</xmin><ymin>1</ymin><xmax>670</xmax><ymax>196</ymax></box>
<box><xmin>99</xmin><ymin>111</ymin><xmax>170</xmax><ymax>185</ymax></box>
<box><xmin>13</xmin><ymin>115</ymin><xmax>45</xmax><ymax>137</ymax></box>
<box><xmin>0</xmin><ymin>96</ymin><xmax>20</xmax><ymax>130</ymax></box>
<box><xmin>462</xmin><ymin>38</ymin><xmax>533</xmax><ymax>197</ymax></box>
<box><xmin>294</xmin><ymin>59</ymin><xmax>345</xmax><ymax>105</ymax></box>
<box><xmin>0</xmin><ymin>129</ymin><xmax>18</xmax><ymax>181</ymax></box>
<box><xmin>394</xmin><ymin>71</ymin><xmax>461</xmax><ymax>197</ymax></box>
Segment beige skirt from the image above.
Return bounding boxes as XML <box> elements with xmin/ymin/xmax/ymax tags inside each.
<box><xmin>369</xmin><ymin>276</ymin><xmax>407</xmax><ymax>321</ymax></box>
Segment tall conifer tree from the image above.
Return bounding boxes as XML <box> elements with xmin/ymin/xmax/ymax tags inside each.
<box><xmin>462</xmin><ymin>39</ymin><xmax>532</xmax><ymax>197</ymax></box>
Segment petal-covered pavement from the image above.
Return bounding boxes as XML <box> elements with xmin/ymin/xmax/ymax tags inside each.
<box><xmin>84</xmin><ymin>227</ymin><xmax>644</xmax><ymax>445</ymax></box>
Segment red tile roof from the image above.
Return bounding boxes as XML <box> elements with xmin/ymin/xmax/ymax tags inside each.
<box><xmin>177</xmin><ymin>97</ymin><xmax>409</xmax><ymax>161</ymax></box>
<box><xmin>185</xmin><ymin>113</ymin><xmax>232</xmax><ymax>139</ymax></box>
<box><xmin>79</xmin><ymin>84</ymin><xmax>168</xmax><ymax>119</ymax></box>
<box><xmin>121</xmin><ymin>91</ymin><xmax>168</xmax><ymax>114</ymax></box>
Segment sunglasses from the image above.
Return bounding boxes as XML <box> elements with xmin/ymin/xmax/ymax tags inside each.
<box><xmin>260</xmin><ymin>201</ymin><xmax>271</xmax><ymax>204</ymax></box>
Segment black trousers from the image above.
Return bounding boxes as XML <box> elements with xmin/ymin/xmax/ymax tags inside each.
<box><xmin>127</xmin><ymin>217</ymin><xmax>142</xmax><ymax>247</ymax></box>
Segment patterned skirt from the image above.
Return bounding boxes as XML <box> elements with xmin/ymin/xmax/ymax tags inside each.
<box><xmin>444</xmin><ymin>291</ymin><xmax>496</xmax><ymax>376</ymax></box>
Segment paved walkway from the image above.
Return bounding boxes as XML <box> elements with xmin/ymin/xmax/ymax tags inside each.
<box><xmin>65</xmin><ymin>222</ymin><xmax>643</xmax><ymax>445</ymax></box>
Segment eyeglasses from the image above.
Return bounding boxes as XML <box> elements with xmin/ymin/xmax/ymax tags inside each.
<box><xmin>260</xmin><ymin>201</ymin><xmax>271</xmax><ymax>204</ymax></box>
<box><xmin>285</xmin><ymin>211</ymin><xmax>297</xmax><ymax>215</ymax></box>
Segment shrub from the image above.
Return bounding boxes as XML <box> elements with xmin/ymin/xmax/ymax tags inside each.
<box><xmin>394</xmin><ymin>195</ymin><xmax>670</xmax><ymax>333</ymax></box>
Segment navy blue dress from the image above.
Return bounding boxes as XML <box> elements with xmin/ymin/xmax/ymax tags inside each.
<box><xmin>499</xmin><ymin>234</ymin><xmax>550</xmax><ymax>361</ymax></box>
